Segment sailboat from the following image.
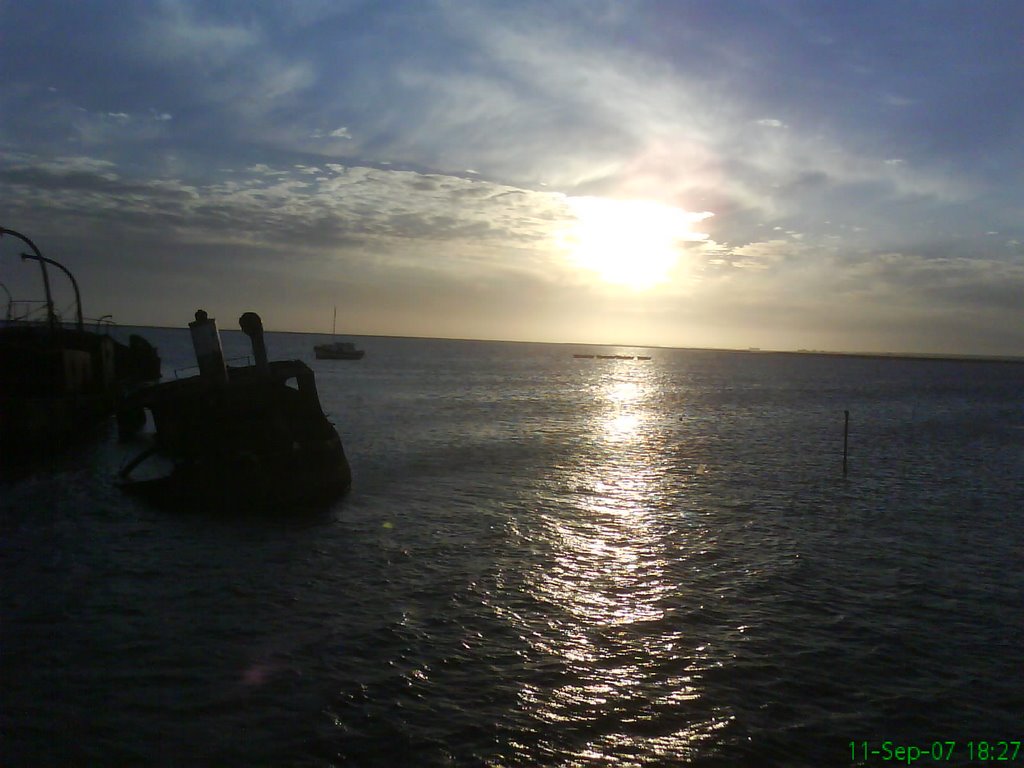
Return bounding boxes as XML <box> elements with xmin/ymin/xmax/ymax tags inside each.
<box><xmin>313</xmin><ymin>306</ymin><xmax>365</xmax><ymax>360</ymax></box>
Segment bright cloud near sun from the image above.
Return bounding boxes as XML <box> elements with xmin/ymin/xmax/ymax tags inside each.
<box><xmin>558</xmin><ymin>197</ymin><xmax>713</xmax><ymax>290</ymax></box>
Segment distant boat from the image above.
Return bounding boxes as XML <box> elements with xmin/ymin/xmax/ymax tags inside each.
<box><xmin>314</xmin><ymin>306</ymin><xmax>364</xmax><ymax>360</ymax></box>
<box><xmin>314</xmin><ymin>340</ymin><xmax>365</xmax><ymax>360</ymax></box>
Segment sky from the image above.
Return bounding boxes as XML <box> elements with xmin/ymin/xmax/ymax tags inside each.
<box><xmin>1</xmin><ymin>0</ymin><xmax>1022</xmax><ymax>355</ymax></box>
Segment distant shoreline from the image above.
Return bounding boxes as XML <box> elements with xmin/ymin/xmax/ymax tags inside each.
<box><xmin>116</xmin><ymin>323</ymin><xmax>1024</xmax><ymax>365</ymax></box>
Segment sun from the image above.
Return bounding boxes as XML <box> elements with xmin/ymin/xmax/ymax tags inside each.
<box><xmin>559</xmin><ymin>197</ymin><xmax>712</xmax><ymax>290</ymax></box>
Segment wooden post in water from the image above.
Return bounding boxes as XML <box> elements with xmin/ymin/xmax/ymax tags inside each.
<box><xmin>843</xmin><ymin>409</ymin><xmax>850</xmax><ymax>477</ymax></box>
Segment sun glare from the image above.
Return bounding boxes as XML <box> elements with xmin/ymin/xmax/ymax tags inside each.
<box><xmin>560</xmin><ymin>197</ymin><xmax>713</xmax><ymax>290</ymax></box>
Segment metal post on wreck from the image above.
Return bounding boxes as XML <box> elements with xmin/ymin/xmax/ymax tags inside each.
<box><xmin>188</xmin><ymin>309</ymin><xmax>228</xmax><ymax>386</ymax></box>
<box><xmin>843</xmin><ymin>409</ymin><xmax>850</xmax><ymax>477</ymax></box>
<box><xmin>238</xmin><ymin>312</ymin><xmax>269</xmax><ymax>375</ymax></box>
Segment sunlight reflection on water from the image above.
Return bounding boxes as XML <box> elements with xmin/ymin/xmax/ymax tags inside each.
<box><xmin>504</xmin><ymin>357</ymin><xmax>732</xmax><ymax>762</ymax></box>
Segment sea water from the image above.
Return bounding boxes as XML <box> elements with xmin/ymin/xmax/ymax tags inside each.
<box><xmin>2</xmin><ymin>330</ymin><xmax>1022</xmax><ymax>766</ymax></box>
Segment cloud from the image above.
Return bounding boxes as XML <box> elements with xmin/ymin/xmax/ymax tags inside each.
<box><xmin>127</xmin><ymin>1</ymin><xmax>315</xmax><ymax>142</ymax></box>
<box><xmin>138</xmin><ymin>1</ymin><xmax>260</xmax><ymax>65</ymax></box>
<box><xmin>6</xmin><ymin>153</ymin><xmax>118</xmax><ymax>176</ymax></box>
<box><xmin>723</xmin><ymin>239</ymin><xmax>794</xmax><ymax>270</ymax></box>
<box><xmin>311</xmin><ymin>126</ymin><xmax>352</xmax><ymax>140</ymax></box>
<box><xmin>0</xmin><ymin>152</ymin><xmax>574</xmax><ymax>280</ymax></box>
<box><xmin>882</xmin><ymin>94</ymin><xmax>915</xmax><ymax>107</ymax></box>
<box><xmin>837</xmin><ymin>251</ymin><xmax>1024</xmax><ymax>311</ymax></box>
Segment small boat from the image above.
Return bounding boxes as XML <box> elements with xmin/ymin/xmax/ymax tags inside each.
<box><xmin>314</xmin><ymin>306</ymin><xmax>364</xmax><ymax>360</ymax></box>
<box><xmin>314</xmin><ymin>340</ymin><xmax>365</xmax><ymax>360</ymax></box>
<box><xmin>0</xmin><ymin>227</ymin><xmax>160</xmax><ymax>460</ymax></box>
<box><xmin>119</xmin><ymin>310</ymin><xmax>351</xmax><ymax>507</ymax></box>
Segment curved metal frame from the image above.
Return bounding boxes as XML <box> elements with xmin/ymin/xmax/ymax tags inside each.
<box><xmin>0</xmin><ymin>227</ymin><xmax>84</xmax><ymax>332</ymax></box>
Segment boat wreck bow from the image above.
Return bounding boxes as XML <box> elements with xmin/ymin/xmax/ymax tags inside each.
<box><xmin>119</xmin><ymin>310</ymin><xmax>351</xmax><ymax>507</ymax></box>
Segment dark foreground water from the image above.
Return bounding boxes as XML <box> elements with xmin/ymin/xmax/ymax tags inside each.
<box><xmin>3</xmin><ymin>330</ymin><xmax>1023</xmax><ymax>766</ymax></box>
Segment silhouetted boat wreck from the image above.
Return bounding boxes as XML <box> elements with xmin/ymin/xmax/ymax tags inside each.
<box><xmin>118</xmin><ymin>310</ymin><xmax>351</xmax><ymax>507</ymax></box>
<box><xmin>0</xmin><ymin>227</ymin><xmax>160</xmax><ymax>460</ymax></box>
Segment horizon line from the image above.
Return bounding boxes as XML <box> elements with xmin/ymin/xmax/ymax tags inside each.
<box><xmin>107</xmin><ymin>322</ymin><xmax>1024</xmax><ymax>364</ymax></box>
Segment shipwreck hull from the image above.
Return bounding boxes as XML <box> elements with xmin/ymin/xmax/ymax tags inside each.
<box><xmin>120</xmin><ymin>436</ymin><xmax>351</xmax><ymax>509</ymax></box>
<box><xmin>119</xmin><ymin>312</ymin><xmax>352</xmax><ymax>509</ymax></box>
